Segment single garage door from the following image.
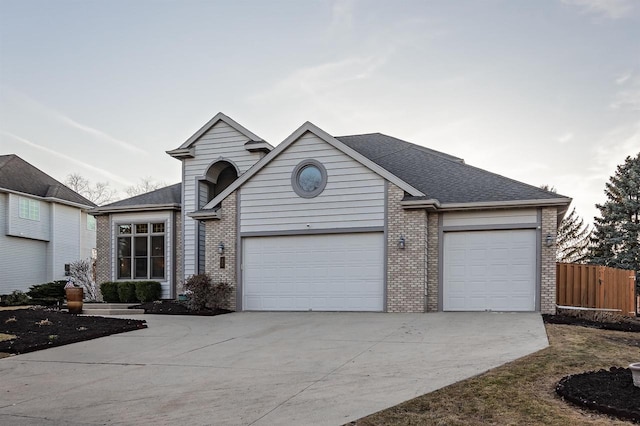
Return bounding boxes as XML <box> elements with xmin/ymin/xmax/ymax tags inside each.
<box><xmin>243</xmin><ymin>233</ymin><xmax>384</xmax><ymax>311</ymax></box>
<box><xmin>443</xmin><ymin>229</ymin><xmax>536</xmax><ymax>311</ymax></box>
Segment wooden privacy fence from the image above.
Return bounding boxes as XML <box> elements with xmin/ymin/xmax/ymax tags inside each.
<box><xmin>556</xmin><ymin>263</ymin><xmax>637</xmax><ymax>317</ymax></box>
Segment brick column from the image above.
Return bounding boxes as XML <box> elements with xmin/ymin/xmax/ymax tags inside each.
<box><xmin>426</xmin><ymin>212</ymin><xmax>439</xmax><ymax>312</ymax></box>
<box><xmin>386</xmin><ymin>184</ymin><xmax>426</xmax><ymax>312</ymax></box>
<box><xmin>174</xmin><ymin>211</ymin><xmax>184</xmax><ymax>296</ymax></box>
<box><xmin>204</xmin><ymin>191</ymin><xmax>237</xmax><ymax>310</ymax></box>
<box><xmin>540</xmin><ymin>207</ymin><xmax>557</xmax><ymax>314</ymax></box>
<box><xmin>95</xmin><ymin>215</ymin><xmax>111</xmax><ymax>301</ymax></box>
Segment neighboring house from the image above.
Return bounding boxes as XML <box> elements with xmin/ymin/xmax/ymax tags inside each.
<box><xmin>0</xmin><ymin>155</ymin><xmax>97</xmax><ymax>295</ymax></box>
<box><xmin>92</xmin><ymin>112</ymin><xmax>571</xmax><ymax>314</ymax></box>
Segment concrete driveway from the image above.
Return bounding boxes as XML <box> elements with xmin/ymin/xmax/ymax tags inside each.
<box><xmin>0</xmin><ymin>312</ymin><xmax>547</xmax><ymax>425</ymax></box>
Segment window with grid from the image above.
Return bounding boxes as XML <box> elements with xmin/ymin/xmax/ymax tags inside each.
<box><xmin>117</xmin><ymin>222</ymin><xmax>165</xmax><ymax>279</ymax></box>
<box><xmin>19</xmin><ymin>197</ymin><xmax>40</xmax><ymax>220</ymax></box>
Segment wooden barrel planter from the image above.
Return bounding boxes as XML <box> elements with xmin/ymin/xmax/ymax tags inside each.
<box><xmin>65</xmin><ymin>287</ymin><xmax>84</xmax><ymax>314</ymax></box>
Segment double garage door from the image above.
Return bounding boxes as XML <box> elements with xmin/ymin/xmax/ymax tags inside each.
<box><xmin>243</xmin><ymin>233</ymin><xmax>384</xmax><ymax>311</ymax></box>
<box><xmin>443</xmin><ymin>229</ymin><xmax>537</xmax><ymax>311</ymax></box>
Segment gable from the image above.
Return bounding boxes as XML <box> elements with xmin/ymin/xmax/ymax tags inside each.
<box><xmin>239</xmin><ymin>131</ymin><xmax>385</xmax><ymax>233</ymax></box>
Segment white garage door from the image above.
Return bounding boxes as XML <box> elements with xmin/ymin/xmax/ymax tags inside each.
<box><xmin>243</xmin><ymin>233</ymin><xmax>384</xmax><ymax>311</ymax></box>
<box><xmin>443</xmin><ymin>230</ymin><xmax>536</xmax><ymax>311</ymax></box>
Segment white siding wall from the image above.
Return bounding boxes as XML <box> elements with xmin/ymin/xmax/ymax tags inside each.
<box><xmin>240</xmin><ymin>132</ymin><xmax>385</xmax><ymax>233</ymax></box>
<box><xmin>49</xmin><ymin>204</ymin><xmax>82</xmax><ymax>281</ymax></box>
<box><xmin>181</xmin><ymin>121</ymin><xmax>263</xmax><ymax>279</ymax></box>
<box><xmin>442</xmin><ymin>209</ymin><xmax>538</xmax><ymax>227</ymax></box>
<box><xmin>109</xmin><ymin>211</ymin><xmax>174</xmax><ymax>298</ymax></box>
<box><xmin>79</xmin><ymin>213</ymin><xmax>97</xmax><ymax>260</ymax></box>
<box><xmin>6</xmin><ymin>193</ymin><xmax>50</xmax><ymax>241</ymax></box>
<box><xmin>0</xmin><ymin>193</ymin><xmax>48</xmax><ymax>294</ymax></box>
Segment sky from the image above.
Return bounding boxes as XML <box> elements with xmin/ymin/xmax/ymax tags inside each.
<box><xmin>1</xmin><ymin>0</ymin><xmax>638</xmax><ymax>224</ymax></box>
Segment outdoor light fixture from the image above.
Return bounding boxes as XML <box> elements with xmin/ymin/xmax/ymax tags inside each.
<box><xmin>218</xmin><ymin>242</ymin><xmax>225</xmax><ymax>254</ymax></box>
<box><xmin>399</xmin><ymin>236</ymin><xmax>406</xmax><ymax>250</ymax></box>
<box><xmin>545</xmin><ymin>234</ymin><xmax>555</xmax><ymax>247</ymax></box>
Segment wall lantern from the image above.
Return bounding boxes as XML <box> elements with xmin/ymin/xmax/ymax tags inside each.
<box><xmin>218</xmin><ymin>242</ymin><xmax>225</xmax><ymax>255</ymax></box>
<box><xmin>398</xmin><ymin>236</ymin><xmax>406</xmax><ymax>250</ymax></box>
<box><xmin>545</xmin><ymin>234</ymin><xmax>555</xmax><ymax>247</ymax></box>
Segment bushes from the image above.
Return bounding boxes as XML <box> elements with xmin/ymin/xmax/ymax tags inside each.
<box><xmin>184</xmin><ymin>274</ymin><xmax>232</xmax><ymax>311</ymax></box>
<box><xmin>26</xmin><ymin>281</ymin><xmax>66</xmax><ymax>306</ymax></box>
<box><xmin>99</xmin><ymin>281</ymin><xmax>162</xmax><ymax>303</ymax></box>
<box><xmin>135</xmin><ymin>281</ymin><xmax>161</xmax><ymax>303</ymax></box>
<box><xmin>4</xmin><ymin>290</ymin><xmax>30</xmax><ymax>306</ymax></box>
<box><xmin>117</xmin><ymin>282</ymin><xmax>137</xmax><ymax>303</ymax></box>
<box><xmin>100</xmin><ymin>282</ymin><xmax>119</xmax><ymax>303</ymax></box>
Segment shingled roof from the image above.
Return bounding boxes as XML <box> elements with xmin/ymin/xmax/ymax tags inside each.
<box><xmin>337</xmin><ymin>133</ymin><xmax>567</xmax><ymax>204</ymax></box>
<box><xmin>91</xmin><ymin>183</ymin><xmax>181</xmax><ymax>214</ymax></box>
<box><xmin>0</xmin><ymin>154</ymin><xmax>95</xmax><ymax>207</ymax></box>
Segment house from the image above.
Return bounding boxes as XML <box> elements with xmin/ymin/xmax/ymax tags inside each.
<box><xmin>0</xmin><ymin>155</ymin><xmax>97</xmax><ymax>295</ymax></box>
<box><xmin>91</xmin><ymin>113</ymin><xmax>571</xmax><ymax>313</ymax></box>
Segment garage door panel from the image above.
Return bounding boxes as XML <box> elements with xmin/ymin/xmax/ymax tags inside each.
<box><xmin>444</xmin><ymin>230</ymin><xmax>536</xmax><ymax>311</ymax></box>
<box><xmin>243</xmin><ymin>233</ymin><xmax>384</xmax><ymax>311</ymax></box>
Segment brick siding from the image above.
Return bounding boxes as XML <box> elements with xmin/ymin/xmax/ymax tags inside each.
<box><xmin>426</xmin><ymin>212</ymin><xmax>439</xmax><ymax>312</ymax></box>
<box><xmin>95</xmin><ymin>215</ymin><xmax>111</xmax><ymax>300</ymax></box>
<box><xmin>174</xmin><ymin>211</ymin><xmax>184</xmax><ymax>296</ymax></box>
<box><xmin>204</xmin><ymin>191</ymin><xmax>237</xmax><ymax>310</ymax></box>
<box><xmin>386</xmin><ymin>184</ymin><xmax>427</xmax><ymax>312</ymax></box>
<box><xmin>540</xmin><ymin>207</ymin><xmax>558</xmax><ymax>314</ymax></box>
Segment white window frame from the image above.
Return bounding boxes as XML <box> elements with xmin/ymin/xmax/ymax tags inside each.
<box><xmin>19</xmin><ymin>197</ymin><xmax>40</xmax><ymax>221</ymax></box>
<box><xmin>116</xmin><ymin>221</ymin><xmax>166</xmax><ymax>280</ymax></box>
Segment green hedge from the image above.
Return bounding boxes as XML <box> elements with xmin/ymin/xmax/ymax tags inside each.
<box><xmin>135</xmin><ymin>281</ymin><xmax>162</xmax><ymax>303</ymax></box>
<box><xmin>26</xmin><ymin>280</ymin><xmax>67</xmax><ymax>306</ymax></box>
<box><xmin>100</xmin><ymin>281</ymin><xmax>162</xmax><ymax>303</ymax></box>
<box><xmin>100</xmin><ymin>282</ymin><xmax>119</xmax><ymax>303</ymax></box>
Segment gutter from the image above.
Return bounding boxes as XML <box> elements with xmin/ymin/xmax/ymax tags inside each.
<box><xmin>401</xmin><ymin>197</ymin><xmax>572</xmax><ymax>211</ymax></box>
<box><xmin>0</xmin><ymin>188</ymin><xmax>95</xmax><ymax>210</ymax></box>
<box><xmin>90</xmin><ymin>203</ymin><xmax>181</xmax><ymax>215</ymax></box>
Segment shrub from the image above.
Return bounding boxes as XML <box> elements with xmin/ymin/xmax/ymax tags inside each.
<box><xmin>135</xmin><ymin>281</ymin><xmax>162</xmax><ymax>303</ymax></box>
<box><xmin>100</xmin><ymin>282</ymin><xmax>120</xmax><ymax>303</ymax></box>
<box><xmin>210</xmin><ymin>282</ymin><xmax>232</xmax><ymax>309</ymax></box>
<box><xmin>183</xmin><ymin>274</ymin><xmax>232</xmax><ymax>311</ymax></box>
<box><xmin>117</xmin><ymin>282</ymin><xmax>137</xmax><ymax>303</ymax></box>
<box><xmin>5</xmin><ymin>290</ymin><xmax>30</xmax><ymax>306</ymax></box>
<box><xmin>184</xmin><ymin>274</ymin><xmax>212</xmax><ymax>311</ymax></box>
<box><xmin>26</xmin><ymin>281</ymin><xmax>66</xmax><ymax>306</ymax></box>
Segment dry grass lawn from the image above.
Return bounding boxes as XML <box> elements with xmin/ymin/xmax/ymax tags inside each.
<box><xmin>354</xmin><ymin>324</ymin><xmax>639</xmax><ymax>425</ymax></box>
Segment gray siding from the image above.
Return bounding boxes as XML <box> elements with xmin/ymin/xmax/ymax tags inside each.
<box><xmin>181</xmin><ymin>121</ymin><xmax>263</xmax><ymax>279</ymax></box>
<box><xmin>6</xmin><ymin>193</ymin><xmax>50</xmax><ymax>241</ymax></box>
<box><xmin>442</xmin><ymin>209</ymin><xmax>538</xmax><ymax>228</ymax></box>
<box><xmin>49</xmin><ymin>204</ymin><xmax>82</xmax><ymax>281</ymax></box>
<box><xmin>0</xmin><ymin>193</ymin><xmax>48</xmax><ymax>293</ymax></box>
<box><xmin>240</xmin><ymin>132</ymin><xmax>385</xmax><ymax>233</ymax></box>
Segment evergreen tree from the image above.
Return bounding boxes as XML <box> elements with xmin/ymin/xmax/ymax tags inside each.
<box><xmin>539</xmin><ymin>185</ymin><xmax>591</xmax><ymax>263</ymax></box>
<box><xmin>589</xmin><ymin>153</ymin><xmax>640</xmax><ymax>279</ymax></box>
<box><xmin>556</xmin><ymin>207</ymin><xmax>591</xmax><ymax>263</ymax></box>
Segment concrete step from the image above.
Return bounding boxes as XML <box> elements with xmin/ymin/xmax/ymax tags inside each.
<box><xmin>82</xmin><ymin>308</ymin><xmax>145</xmax><ymax>315</ymax></box>
<box><xmin>63</xmin><ymin>303</ymin><xmax>146</xmax><ymax>315</ymax></box>
<box><xmin>83</xmin><ymin>303</ymin><xmax>140</xmax><ymax>310</ymax></box>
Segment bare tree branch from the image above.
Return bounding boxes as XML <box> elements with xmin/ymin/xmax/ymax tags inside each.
<box><xmin>65</xmin><ymin>173</ymin><xmax>118</xmax><ymax>205</ymax></box>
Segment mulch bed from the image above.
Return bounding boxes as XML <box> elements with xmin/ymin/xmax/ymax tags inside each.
<box><xmin>556</xmin><ymin>367</ymin><xmax>640</xmax><ymax>423</ymax></box>
<box><xmin>130</xmin><ymin>300</ymin><xmax>232</xmax><ymax>316</ymax></box>
<box><xmin>0</xmin><ymin>308</ymin><xmax>147</xmax><ymax>355</ymax></box>
<box><xmin>543</xmin><ymin>314</ymin><xmax>640</xmax><ymax>332</ymax></box>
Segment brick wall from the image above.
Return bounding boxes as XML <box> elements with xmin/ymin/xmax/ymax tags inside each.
<box><xmin>386</xmin><ymin>184</ymin><xmax>427</xmax><ymax>312</ymax></box>
<box><xmin>426</xmin><ymin>212</ymin><xmax>439</xmax><ymax>312</ymax></box>
<box><xmin>204</xmin><ymin>191</ymin><xmax>237</xmax><ymax>310</ymax></box>
<box><xmin>540</xmin><ymin>207</ymin><xmax>558</xmax><ymax>314</ymax></box>
<box><xmin>95</xmin><ymin>215</ymin><xmax>111</xmax><ymax>297</ymax></box>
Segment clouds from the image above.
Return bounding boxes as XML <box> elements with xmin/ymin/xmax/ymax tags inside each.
<box><xmin>561</xmin><ymin>0</ymin><xmax>636</xmax><ymax>19</ymax></box>
<box><xmin>610</xmin><ymin>72</ymin><xmax>640</xmax><ymax>111</ymax></box>
<box><xmin>556</xmin><ymin>132</ymin><xmax>574</xmax><ymax>144</ymax></box>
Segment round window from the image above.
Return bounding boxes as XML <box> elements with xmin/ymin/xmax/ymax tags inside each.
<box><xmin>291</xmin><ymin>160</ymin><xmax>327</xmax><ymax>198</ymax></box>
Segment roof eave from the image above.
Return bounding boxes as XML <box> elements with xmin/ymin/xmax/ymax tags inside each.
<box><xmin>166</xmin><ymin>147</ymin><xmax>195</xmax><ymax>159</ymax></box>
<box><xmin>90</xmin><ymin>203</ymin><xmax>181</xmax><ymax>216</ymax></box>
<box><xmin>188</xmin><ymin>210</ymin><xmax>221</xmax><ymax>220</ymax></box>
<box><xmin>403</xmin><ymin>197</ymin><xmax>573</xmax><ymax>211</ymax></box>
<box><xmin>0</xmin><ymin>187</ymin><xmax>95</xmax><ymax>210</ymax></box>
